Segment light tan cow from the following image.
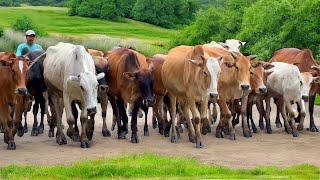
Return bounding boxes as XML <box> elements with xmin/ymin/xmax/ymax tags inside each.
<box><xmin>204</xmin><ymin>47</ymin><xmax>253</xmax><ymax>139</ymax></box>
<box><xmin>162</xmin><ymin>45</ymin><xmax>221</xmax><ymax>148</ymax></box>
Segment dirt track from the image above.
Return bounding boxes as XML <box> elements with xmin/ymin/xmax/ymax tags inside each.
<box><xmin>0</xmin><ymin>103</ymin><xmax>319</xmax><ymax>168</ymax></box>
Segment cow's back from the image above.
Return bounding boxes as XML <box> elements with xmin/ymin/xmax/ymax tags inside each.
<box><xmin>270</xmin><ymin>48</ymin><xmax>317</xmax><ymax>72</ymax></box>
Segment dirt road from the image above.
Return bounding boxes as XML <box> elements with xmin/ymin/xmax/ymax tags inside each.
<box><xmin>0</xmin><ymin>103</ymin><xmax>319</xmax><ymax>168</ymax></box>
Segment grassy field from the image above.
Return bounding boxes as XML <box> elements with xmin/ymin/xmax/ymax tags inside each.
<box><xmin>0</xmin><ymin>154</ymin><xmax>319</xmax><ymax>179</ymax></box>
<box><xmin>0</xmin><ymin>6</ymin><xmax>176</xmax><ymax>42</ymax></box>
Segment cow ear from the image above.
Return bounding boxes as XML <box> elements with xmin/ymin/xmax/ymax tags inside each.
<box><xmin>248</xmin><ymin>55</ymin><xmax>257</xmax><ymax>60</ymax></box>
<box><xmin>312</xmin><ymin>77</ymin><xmax>320</xmax><ymax>83</ymax></box>
<box><xmin>240</xmin><ymin>41</ymin><xmax>246</xmax><ymax>47</ymax></box>
<box><xmin>262</xmin><ymin>63</ymin><xmax>274</xmax><ymax>70</ymax></box>
<box><xmin>123</xmin><ymin>72</ymin><xmax>136</xmax><ymax>80</ymax></box>
<box><xmin>0</xmin><ymin>60</ymin><xmax>13</xmax><ymax>66</ymax></box>
<box><xmin>96</xmin><ymin>73</ymin><xmax>105</xmax><ymax>80</ymax></box>
<box><xmin>68</xmin><ymin>75</ymin><xmax>80</xmax><ymax>82</ymax></box>
<box><xmin>188</xmin><ymin>59</ymin><xmax>203</xmax><ymax>67</ymax></box>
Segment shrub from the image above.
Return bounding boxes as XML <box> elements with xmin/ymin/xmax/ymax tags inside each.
<box><xmin>12</xmin><ymin>15</ymin><xmax>47</xmax><ymax>36</ymax></box>
<box><xmin>0</xmin><ymin>27</ymin><xmax>4</xmax><ymax>38</ymax></box>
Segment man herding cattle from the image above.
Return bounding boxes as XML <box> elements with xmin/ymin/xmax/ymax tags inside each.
<box><xmin>16</xmin><ymin>30</ymin><xmax>43</xmax><ymax>58</ymax></box>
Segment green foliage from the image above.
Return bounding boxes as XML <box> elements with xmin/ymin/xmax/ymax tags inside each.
<box><xmin>0</xmin><ymin>0</ymin><xmax>20</xmax><ymax>6</ymax></box>
<box><xmin>0</xmin><ymin>0</ymin><xmax>67</xmax><ymax>6</ymax></box>
<box><xmin>0</xmin><ymin>27</ymin><xmax>3</xmax><ymax>37</ymax></box>
<box><xmin>12</xmin><ymin>15</ymin><xmax>46</xmax><ymax>36</ymax></box>
<box><xmin>133</xmin><ymin>0</ymin><xmax>198</xmax><ymax>28</ymax></box>
<box><xmin>0</xmin><ymin>154</ymin><xmax>319</xmax><ymax>179</ymax></box>
<box><xmin>173</xmin><ymin>0</ymin><xmax>320</xmax><ymax>60</ymax></box>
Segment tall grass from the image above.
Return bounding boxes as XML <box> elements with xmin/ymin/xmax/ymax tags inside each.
<box><xmin>0</xmin><ymin>29</ymin><xmax>168</xmax><ymax>56</ymax></box>
<box><xmin>0</xmin><ymin>154</ymin><xmax>319</xmax><ymax>179</ymax></box>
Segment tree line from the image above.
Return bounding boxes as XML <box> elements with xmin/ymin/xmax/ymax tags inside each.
<box><xmin>0</xmin><ymin>0</ymin><xmax>66</xmax><ymax>6</ymax></box>
<box><xmin>68</xmin><ymin>0</ymin><xmax>198</xmax><ymax>28</ymax></box>
<box><xmin>172</xmin><ymin>0</ymin><xmax>320</xmax><ymax>60</ymax></box>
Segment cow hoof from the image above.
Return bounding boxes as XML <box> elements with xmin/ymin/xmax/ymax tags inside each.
<box><xmin>87</xmin><ymin>131</ymin><xmax>94</xmax><ymax>141</ymax></box>
<box><xmin>202</xmin><ymin>125</ymin><xmax>211</xmax><ymax>135</ymax></box>
<box><xmin>276</xmin><ymin>122</ymin><xmax>282</xmax><ymax>128</ymax></box>
<box><xmin>285</xmin><ymin>126</ymin><xmax>293</xmax><ymax>134</ymax></box>
<box><xmin>131</xmin><ymin>133</ymin><xmax>139</xmax><ymax>143</ymax></box>
<box><xmin>171</xmin><ymin>135</ymin><xmax>178</xmax><ymax>143</ymax></box>
<box><xmin>259</xmin><ymin>122</ymin><xmax>265</xmax><ymax>130</ymax></box>
<box><xmin>243</xmin><ymin>130</ymin><xmax>252</xmax><ymax>138</ymax></box>
<box><xmin>118</xmin><ymin>131</ymin><xmax>126</xmax><ymax>139</ymax></box>
<box><xmin>309</xmin><ymin>126</ymin><xmax>319</xmax><ymax>132</ymax></box>
<box><xmin>152</xmin><ymin>117</ymin><xmax>157</xmax><ymax>129</ymax></box>
<box><xmin>252</xmin><ymin>125</ymin><xmax>258</xmax><ymax>133</ymax></box>
<box><xmin>177</xmin><ymin>125</ymin><xmax>183</xmax><ymax>133</ymax></box>
<box><xmin>7</xmin><ymin>141</ymin><xmax>16</xmax><ymax>150</ymax></box>
<box><xmin>297</xmin><ymin>124</ymin><xmax>304</xmax><ymax>131</ymax></box>
<box><xmin>17</xmin><ymin>126</ymin><xmax>24</xmax><ymax>137</ymax></box>
<box><xmin>188</xmin><ymin>134</ymin><xmax>196</xmax><ymax>143</ymax></box>
<box><xmin>215</xmin><ymin>131</ymin><xmax>224</xmax><ymax>138</ymax></box>
<box><xmin>266</xmin><ymin>126</ymin><xmax>272</xmax><ymax>134</ymax></box>
<box><xmin>228</xmin><ymin>132</ymin><xmax>236</xmax><ymax>140</ymax></box>
<box><xmin>196</xmin><ymin>140</ymin><xmax>204</xmax><ymax>149</ymax></box>
<box><xmin>72</xmin><ymin>134</ymin><xmax>80</xmax><ymax>142</ymax></box>
<box><xmin>164</xmin><ymin>130</ymin><xmax>170</xmax><ymax>137</ymax></box>
<box><xmin>23</xmin><ymin>125</ymin><xmax>28</xmax><ymax>133</ymax></box>
<box><xmin>102</xmin><ymin>129</ymin><xmax>111</xmax><ymax>137</ymax></box>
<box><xmin>31</xmin><ymin>127</ymin><xmax>39</xmax><ymax>136</ymax></box>
<box><xmin>80</xmin><ymin>141</ymin><xmax>90</xmax><ymax>148</ymax></box>
<box><xmin>159</xmin><ymin>124</ymin><xmax>164</xmax><ymax>135</ymax></box>
<box><xmin>144</xmin><ymin>130</ymin><xmax>149</xmax><ymax>136</ymax></box>
<box><xmin>223</xmin><ymin>128</ymin><xmax>230</xmax><ymax>135</ymax></box>
<box><xmin>292</xmin><ymin>131</ymin><xmax>299</xmax><ymax>137</ymax></box>
<box><xmin>38</xmin><ymin>124</ymin><xmax>44</xmax><ymax>134</ymax></box>
<box><xmin>48</xmin><ymin>130</ymin><xmax>54</xmax><ymax>138</ymax></box>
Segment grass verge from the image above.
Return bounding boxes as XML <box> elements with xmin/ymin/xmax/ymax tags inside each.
<box><xmin>0</xmin><ymin>154</ymin><xmax>319</xmax><ymax>179</ymax></box>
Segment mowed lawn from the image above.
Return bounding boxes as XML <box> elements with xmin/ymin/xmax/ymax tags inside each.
<box><xmin>0</xmin><ymin>6</ymin><xmax>176</xmax><ymax>42</ymax></box>
<box><xmin>0</xmin><ymin>154</ymin><xmax>319</xmax><ymax>179</ymax></box>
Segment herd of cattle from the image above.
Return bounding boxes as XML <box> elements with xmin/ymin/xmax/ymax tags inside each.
<box><xmin>0</xmin><ymin>39</ymin><xmax>320</xmax><ymax>150</ymax></box>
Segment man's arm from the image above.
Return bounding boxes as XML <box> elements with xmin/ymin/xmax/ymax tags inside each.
<box><xmin>16</xmin><ymin>44</ymin><xmax>22</xmax><ymax>57</ymax></box>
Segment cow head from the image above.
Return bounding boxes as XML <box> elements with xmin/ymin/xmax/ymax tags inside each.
<box><xmin>0</xmin><ymin>56</ymin><xmax>29</xmax><ymax>97</ymax></box>
<box><xmin>224</xmin><ymin>39</ymin><xmax>246</xmax><ymax>53</ymax></box>
<box><xmin>300</xmin><ymin>72</ymin><xmax>320</xmax><ymax>102</ymax></box>
<box><xmin>68</xmin><ymin>72</ymin><xmax>105</xmax><ymax>116</ymax></box>
<box><xmin>189</xmin><ymin>56</ymin><xmax>222</xmax><ymax>101</ymax></box>
<box><xmin>223</xmin><ymin>52</ymin><xmax>251</xmax><ymax>92</ymax></box>
<box><xmin>94</xmin><ymin>56</ymin><xmax>109</xmax><ymax>95</ymax></box>
<box><xmin>123</xmin><ymin>66</ymin><xmax>155</xmax><ymax>107</ymax></box>
<box><xmin>250</xmin><ymin>60</ymin><xmax>274</xmax><ymax>94</ymax></box>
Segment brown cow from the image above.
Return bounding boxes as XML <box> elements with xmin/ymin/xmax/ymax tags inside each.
<box><xmin>204</xmin><ymin>47</ymin><xmax>253</xmax><ymax>139</ymax></box>
<box><xmin>270</xmin><ymin>48</ymin><xmax>320</xmax><ymax>132</ymax></box>
<box><xmin>162</xmin><ymin>45</ymin><xmax>221</xmax><ymax>148</ymax></box>
<box><xmin>146</xmin><ymin>54</ymin><xmax>168</xmax><ymax>135</ymax></box>
<box><xmin>0</xmin><ymin>53</ymin><xmax>30</xmax><ymax>150</ymax></box>
<box><xmin>107</xmin><ymin>48</ymin><xmax>154</xmax><ymax>143</ymax></box>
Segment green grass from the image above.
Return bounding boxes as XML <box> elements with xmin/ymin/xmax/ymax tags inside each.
<box><xmin>0</xmin><ymin>6</ymin><xmax>176</xmax><ymax>42</ymax></box>
<box><xmin>0</xmin><ymin>154</ymin><xmax>319</xmax><ymax>179</ymax></box>
<box><xmin>315</xmin><ymin>95</ymin><xmax>320</xmax><ymax>105</ymax></box>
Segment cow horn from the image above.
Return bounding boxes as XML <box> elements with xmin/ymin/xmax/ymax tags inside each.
<box><xmin>248</xmin><ymin>55</ymin><xmax>257</xmax><ymax>60</ymax></box>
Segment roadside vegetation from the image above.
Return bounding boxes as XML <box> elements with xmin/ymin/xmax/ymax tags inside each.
<box><xmin>0</xmin><ymin>154</ymin><xmax>319</xmax><ymax>179</ymax></box>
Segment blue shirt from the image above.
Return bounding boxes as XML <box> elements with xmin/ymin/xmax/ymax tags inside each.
<box><xmin>16</xmin><ymin>43</ymin><xmax>43</xmax><ymax>57</ymax></box>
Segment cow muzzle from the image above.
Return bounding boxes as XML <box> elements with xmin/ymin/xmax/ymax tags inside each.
<box><xmin>15</xmin><ymin>88</ymin><xmax>29</xmax><ymax>97</ymax></box>
<box><xmin>87</xmin><ymin>107</ymin><xmax>97</xmax><ymax>116</ymax></box>
<box><xmin>209</xmin><ymin>93</ymin><xmax>219</xmax><ymax>99</ymax></box>
<box><xmin>302</xmin><ymin>95</ymin><xmax>309</xmax><ymax>102</ymax></box>
<box><xmin>258</xmin><ymin>87</ymin><xmax>267</xmax><ymax>94</ymax></box>
<box><xmin>240</xmin><ymin>84</ymin><xmax>251</xmax><ymax>91</ymax></box>
<box><xmin>144</xmin><ymin>98</ymin><xmax>155</xmax><ymax>107</ymax></box>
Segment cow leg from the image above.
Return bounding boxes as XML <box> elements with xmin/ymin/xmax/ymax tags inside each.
<box><xmin>71</xmin><ymin>101</ymin><xmax>80</xmax><ymax>142</ymax></box>
<box><xmin>31</xmin><ymin>99</ymin><xmax>40</xmax><ymax>136</ymax></box>
<box><xmin>168</xmin><ymin>94</ymin><xmax>178</xmax><ymax>143</ymax></box>
<box><xmin>247</xmin><ymin>101</ymin><xmax>258</xmax><ymax>133</ymax></box>
<box><xmin>0</xmin><ymin>122</ymin><xmax>3</xmax><ymax>133</ymax></box>
<box><xmin>108</xmin><ymin>94</ymin><xmax>119</xmax><ymax>132</ymax></box>
<box><xmin>216</xmin><ymin>99</ymin><xmax>228</xmax><ymax>138</ymax></box>
<box><xmin>285</xmin><ymin>101</ymin><xmax>299</xmax><ymax>137</ymax></box>
<box><xmin>256</xmin><ymin>98</ymin><xmax>265</xmax><ymax>130</ymax></box>
<box><xmin>179</xmin><ymin>100</ymin><xmax>195</xmax><ymax>143</ymax></box>
<box><xmin>189</xmin><ymin>99</ymin><xmax>205</xmax><ymax>148</ymax></box>
<box><xmin>38</xmin><ymin>95</ymin><xmax>46</xmax><ymax>134</ymax></box>
<box><xmin>177</xmin><ymin>104</ymin><xmax>184</xmax><ymax>134</ymax></box>
<box><xmin>1</xmin><ymin>102</ymin><xmax>17</xmax><ymax>150</ymax></box>
<box><xmin>48</xmin><ymin>99</ymin><xmax>56</xmax><ymax>138</ymax></box>
<box><xmin>101</xmin><ymin>96</ymin><xmax>111</xmax><ymax>137</ymax></box>
<box><xmin>141</xmin><ymin>104</ymin><xmax>149</xmax><ymax>136</ymax></box>
<box><xmin>80</xmin><ymin>109</ymin><xmax>90</xmax><ymax>148</ymax></box>
<box><xmin>297</xmin><ymin>99</ymin><xmax>306</xmax><ymax>131</ymax></box>
<box><xmin>308</xmin><ymin>94</ymin><xmax>319</xmax><ymax>132</ymax></box>
<box><xmin>212</xmin><ymin>102</ymin><xmax>218</xmax><ymax>124</ymax></box>
<box><xmin>153</xmin><ymin>96</ymin><xmax>164</xmax><ymax>135</ymax></box>
<box><xmin>10</xmin><ymin>97</ymin><xmax>28</xmax><ymax>149</ymax></box>
<box><xmin>274</xmin><ymin>98</ymin><xmax>283</xmax><ymax>128</ymax></box>
<box><xmin>130</xmin><ymin>100</ymin><xmax>142</xmax><ymax>143</ymax></box>
<box><xmin>116</xmin><ymin>98</ymin><xmax>128</xmax><ymax>139</ymax></box>
<box><xmin>52</xmin><ymin>94</ymin><xmax>67</xmax><ymax>145</ymax></box>
<box><xmin>23</xmin><ymin>99</ymin><xmax>31</xmax><ymax>133</ymax></box>
<box><xmin>241</xmin><ymin>95</ymin><xmax>251</xmax><ymax>138</ymax></box>
<box><xmin>265</xmin><ymin>96</ymin><xmax>272</xmax><ymax>134</ymax></box>
<box><xmin>278</xmin><ymin>99</ymin><xmax>291</xmax><ymax>134</ymax></box>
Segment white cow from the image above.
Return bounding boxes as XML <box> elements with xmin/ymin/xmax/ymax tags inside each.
<box><xmin>204</xmin><ymin>39</ymin><xmax>246</xmax><ymax>53</ymax></box>
<box><xmin>43</xmin><ymin>42</ymin><xmax>104</xmax><ymax>148</ymax></box>
<box><xmin>263</xmin><ymin>62</ymin><xmax>320</xmax><ymax>137</ymax></box>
